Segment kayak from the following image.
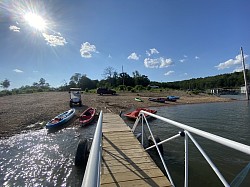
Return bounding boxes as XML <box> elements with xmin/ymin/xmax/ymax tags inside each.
<box><xmin>124</xmin><ymin>108</ymin><xmax>157</xmax><ymax>120</ymax></box>
<box><xmin>46</xmin><ymin>108</ymin><xmax>75</xmax><ymax>129</ymax></box>
<box><xmin>148</xmin><ymin>97</ymin><xmax>166</xmax><ymax>103</ymax></box>
<box><xmin>79</xmin><ymin>107</ymin><xmax>96</xmax><ymax>126</ymax></box>
<box><xmin>135</xmin><ymin>97</ymin><xmax>143</xmax><ymax>102</ymax></box>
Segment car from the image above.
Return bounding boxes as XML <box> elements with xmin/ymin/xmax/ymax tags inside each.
<box><xmin>97</xmin><ymin>88</ymin><xmax>116</xmax><ymax>95</ymax></box>
<box><xmin>69</xmin><ymin>88</ymin><xmax>83</xmax><ymax>107</ymax></box>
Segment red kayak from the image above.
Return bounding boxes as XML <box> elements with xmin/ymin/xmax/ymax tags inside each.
<box><xmin>124</xmin><ymin>108</ymin><xmax>157</xmax><ymax>120</ymax></box>
<box><xmin>79</xmin><ymin>107</ymin><xmax>96</xmax><ymax>126</ymax></box>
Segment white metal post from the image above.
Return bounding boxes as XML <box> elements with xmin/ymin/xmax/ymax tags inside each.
<box><xmin>141</xmin><ymin>114</ymin><xmax>144</xmax><ymax>147</ymax></box>
<box><xmin>184</xmin><ymin>131</ymin><xmax>188</xmax><ymax>187</ymax></box>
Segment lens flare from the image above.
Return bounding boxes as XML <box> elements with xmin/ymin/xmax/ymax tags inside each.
<box><xmin>24</xmin><ymin>12</ymin><xmax>46</xmax><ymax>31</ymax></box>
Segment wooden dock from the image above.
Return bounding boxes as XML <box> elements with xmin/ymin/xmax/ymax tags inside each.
<box><xmin>101</xmin><ymin>113</ymin><xmax>171</xmax><ymax>187</ymax></box>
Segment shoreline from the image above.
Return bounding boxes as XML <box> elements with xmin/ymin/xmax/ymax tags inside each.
<box><xmin>0</xmin><ymin>91</ymin><xmax>233</xmax><ymax>138</ymax></box>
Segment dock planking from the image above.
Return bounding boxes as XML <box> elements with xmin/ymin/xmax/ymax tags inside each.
<box><xmin>101</xmin><ymin>113</ymin><xmax>171</xmax><ymax>187</ymax></box>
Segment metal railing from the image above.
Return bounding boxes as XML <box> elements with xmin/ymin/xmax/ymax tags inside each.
<box><xmin>131</xmin><ymin>110</ymin><xmax>250</xmax><ymax>187</ymax></box>
<box><xmin>81</xmin><ymin>110</ymin><xmax>103</xmax><ymax>187</ymax></box>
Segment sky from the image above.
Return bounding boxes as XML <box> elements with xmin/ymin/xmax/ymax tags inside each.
<box><xmin>0</xmin><ymin>0</ymin><xmax>250</xmax><ymax>89</ymax></box>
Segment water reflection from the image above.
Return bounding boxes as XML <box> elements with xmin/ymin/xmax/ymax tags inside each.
<box><xmin>0</xmin><ymin>125</ymin><xmax>96</xmax><ymax>187</ymax></box>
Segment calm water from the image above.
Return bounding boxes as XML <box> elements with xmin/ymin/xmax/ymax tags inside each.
<box><xmin>124</xmin><ymin>97</ymin><xmax>250</xmax><ymax>187</ymax></box>
<box><xmin>0</xmin><ymin>97</ymin><xmax>250</xmax><ymax>187</ymax></box>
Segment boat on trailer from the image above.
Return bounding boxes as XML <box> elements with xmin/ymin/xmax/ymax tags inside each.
<box><xmin>46</xmin><ymin>108</ymin><xmax>75</xmax><ymax>128</ymax></box>
<box><xmin>79</xmin><ymin>107</ymin><xmax>96</xmax><ymax>126</ymax></box>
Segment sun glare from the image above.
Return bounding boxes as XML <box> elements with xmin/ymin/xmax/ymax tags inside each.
<box><xmin>24</xmin><ymin>12</ymin><xmax>46</xmax><ymax>31</ymax></box>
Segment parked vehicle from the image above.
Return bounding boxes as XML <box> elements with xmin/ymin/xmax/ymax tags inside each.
<box><xmin>46</xmin><ymin>108</ymin><xmax>75</xmax><ymax>128</ymax></box>
<box><xmin>79</xmin><ymin>107</ymin><xmax>96</xmax><ymax>126</ymax></box>
<box><xmin>69</xmin><ymin>88</ymin><xmax>82</xmax><ymax>107</ymax></box>
<box><xmin>97</xmin><ymin>88</ymin><xmax>116</xmax><ymax>95</ymax></box>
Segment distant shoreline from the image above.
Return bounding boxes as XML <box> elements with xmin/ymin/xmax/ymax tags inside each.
<box><xmin>0</xmin><ymin>91</ymin><xmax>233</xmax><ymax>138</ymax></box>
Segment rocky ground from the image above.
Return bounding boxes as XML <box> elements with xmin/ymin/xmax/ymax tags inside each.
<box><xmin>0</xmin><ymin>90</ymin><xmax>232</xmax><ymax>138</ymax></box>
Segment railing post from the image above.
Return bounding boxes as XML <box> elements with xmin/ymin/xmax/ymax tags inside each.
<box><xmin>141</xmin><ymin>114</ymin><xmax>144</xmax><ymax>147</ymax></box>
<box><xmin>184</xmin><ymin>131</ymin><xmax>188</xmax><ymax>187</ymax></box>
<box><xmin>81</xmin><ymin>111</ymin><xmax>103</xmax><ymax>187</ymax></box>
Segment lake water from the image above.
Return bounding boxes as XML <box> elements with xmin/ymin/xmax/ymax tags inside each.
<box><xmin>0</xmin><ymin>96</ymin><xmax>249</xmax><ymax>187</ymax></box>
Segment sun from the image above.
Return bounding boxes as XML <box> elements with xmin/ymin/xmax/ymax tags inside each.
<box><xmin>24</xmin><ymin>12</ymin><xmax>46</xmax><ymax>31</ymax></box>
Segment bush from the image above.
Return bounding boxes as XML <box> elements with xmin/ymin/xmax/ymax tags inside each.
<box><xmin>85</xmin><ymin>88</ymin><xmax>89</xmax><ymax>92</ymax></box>
<box><xmin>191</xmin><ymin>90</ymin><xmax>200</xmax><ymax>95</ymax></box>
<box><xmin>135</xmin><ymin>85</ymin><xmax>145</xmax><ymax>91</ymax></box>
<box><xmin>117</xmin><ymin>85</ymin><xmax>126</xmax><ymax>91</ymax></box>
<box><xmin>131</xmin><ymin>88</ymin><xmax>135</xmax><ymax>93</ymax></box>
<box><xmin>127</xmin><ymin>86</ymin><xmax>133</xmax><ymax>91</ymax></box>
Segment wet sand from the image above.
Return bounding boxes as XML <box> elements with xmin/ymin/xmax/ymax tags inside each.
<box><xmin>0</xmin><ymin>91</ymin><xmax>232</xmax><ymax>138</ymax></box>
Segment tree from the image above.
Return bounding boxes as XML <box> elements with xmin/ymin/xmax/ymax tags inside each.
<box><xmin>102</xmin><ymin>66</ymin><xmax>115</xmax><ymax>79</ymax></box>
<box><xmin>70</xmin><ymin>73</ymin><xmax>82</xmax><ymax>86</ymax></box>
<box><xmin>1</xmin><ymin>79</ymin><xmax>10</xmax><ymax>90</ymax></box>
<box><xmin>39</xmin><ymin>78</ymin><xmax>46</xmax><ymax>87</ymax></box>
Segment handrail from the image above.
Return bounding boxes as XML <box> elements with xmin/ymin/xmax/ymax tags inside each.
<box><xmin>132</xmin><ymin>110</ymin><xmax>250</xmax><ymax>187</ymax></box>
<box><xmin>137</xmin><ymin>110</ymin><xmax>250</xmax><ymax>155</ymax></box>
<box><xmin>81</xmin><ymin>110</ymin><xmax>103</xmax><ymax>187</ymax></box>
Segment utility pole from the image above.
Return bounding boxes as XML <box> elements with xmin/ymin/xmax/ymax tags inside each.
<box><xmin>122</xmin><ymin>65</ymin><xmax>124</xmax><ymax>87</ymax></box>
<box><xmin>240</xmin><ymin>47</ymin><xmax>249</xmax><ymax>100</ymax></box>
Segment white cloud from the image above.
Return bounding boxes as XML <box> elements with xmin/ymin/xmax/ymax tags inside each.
<box><xmin>144</xmin><ymin>58</ymin><xmax>159</xmax><ymax>68</ymax></box>
<box><xmin>9</xmin><ymin>25</ymin><xmax>20</xmax><ymax>32</ymax></box>
<box><xmin>159</xmin><ymin>57</ymin><xmax>173</xmax><ymax>68</ymax></box>
<box><xmin>128</xmin><ymin>52</ymin><xmax>139</xmax><ymax>60</ymax></box>
<box><xmin>80</xmin><ymin>42</ymin><xmax>98</xmax><ymax>58</ymax></box>
<box><xmin>42</xmin><ymin>33</ymin><xmax>67</xmax><ymax>47</ymax></box>
<box><xmin>184</xmin><ymin>55</ymin><xmax>188</xmax><ymax>58</ymax></box>
<box><xmin>13</xmin><ymin>69</ymin><xmax>23</xmax><ymax>73</ymax></box>
<box><xmin>195</xmin><ymin>56</ymin><xmax>200</xmax><ymax>59</ymax></box>
<box><xmin>108</xmin><ymin>54</ymin><xmax>112</xmax><ymax>58</ymax></box>
<box><xmin>146</xmin><ymin>48</ymin><xmax>159</xmax><ymax>56</ymax></box>
<box><xmin>179</xmin><ymin>59</ymin><xmax>185</xmax><ymax>63</ymax></box>
<box><xmin>215</xmin><ymin>54</ymin><xmax>248</xmax><ymax>70</ymax></box>
<box><xmin>144</xmin><ymin>57</ymin><xmax>173</xmax><ymax>68</ymax></box>
<box><xmin>184</xmin><ymin>73</ymin><xmax>188</xmax><ymax>76</ymax></box>
<box><xmin>164</xmin><ymin>71</ymin><xmax>174</xmax><ymax>76</ymax></box>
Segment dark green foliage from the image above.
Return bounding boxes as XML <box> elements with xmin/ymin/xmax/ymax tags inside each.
<box><xmin>135</xmin><ymin>85</ymin><xmax>145</xmax><ymax>91</ymax></box>
<box><xmin>131</xmin><ymin>88</ymin><xmax>135</xmax><ymax>93</ymax></box>
<box><xmin>117</xmin><ymin>85</ymin><xmax>126</xmax><ymax>91</ymax></box>
<box><xmin>127</xmin><ymin>86</ymin><xmax>133</xmax><ymax>91</ymax></box>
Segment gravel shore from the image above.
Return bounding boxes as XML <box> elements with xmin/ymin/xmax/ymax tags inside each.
<box><xmin>0</xmin><ymin>91</ymin><xmax>232</xmax><ymax>138</ymax></box>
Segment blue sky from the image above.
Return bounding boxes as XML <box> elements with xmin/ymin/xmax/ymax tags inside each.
<box><xmin>0</xmin><ymin>0</ymin><xmax>249</xmax><ymax>89</ymax></box>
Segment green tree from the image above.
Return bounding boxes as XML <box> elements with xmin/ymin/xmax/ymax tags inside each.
<box><xmin>1</xmin><ymin>79</ymin><xmax>10</xmax><ymax>90</ymax></box>
<box><xmin>70</xmin><ymin>73</ymin><xmax>81</xmax><ymax>86</ymax></box>
<box><xmin>39</xmin><ymin>78</ymin><xmax>46</xmax><ymax>87</ymax></box>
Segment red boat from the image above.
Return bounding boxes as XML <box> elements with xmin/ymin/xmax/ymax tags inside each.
<box><xmin>79</xmin><ymin>107</ymin><xmax>96</xmax><ymax>126</ymax></box>
<box><xmin>124</xmin><ymin>108</ymin><xmax>157</xmax><ymax>120</ymax></box>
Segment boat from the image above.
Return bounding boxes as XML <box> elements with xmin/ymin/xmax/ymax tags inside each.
<box><xmin>46</xmin><ymin>108</ymin><xmax>75</xmax><ymax>128</ymax></box>
<box><xmin>166</xmin><ymin>96</ymin><xmax>178</xmax><ymax>102</ymax></box>
<box><xmin>124</xmin><ymin>108</ymin><xmax>157</xmax><ymax>119</ymax></box>
<box><xmin>148</xmin><ymin>97</ymin><xmax>166</xmax><ymax>103</ymax></box>
<box><xmin>79</xmin><ymin>107</ymin><xmax>96</xmax><ymax>126</ymax></box>
<box><xmin>135</xmin><ymin>97</ymin><xmax>143</xmax><ymax>102</ymax></box>
<box><xmin>167</xmin><ymin>96</ymin><xmax>180</xmax><ymax>100</ymax></box>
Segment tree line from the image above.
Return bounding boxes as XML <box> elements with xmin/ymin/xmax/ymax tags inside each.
<box><xmin>1</xmin><ymin>67</ymin><xmax>249</xmax><ymax>96</ymax></box>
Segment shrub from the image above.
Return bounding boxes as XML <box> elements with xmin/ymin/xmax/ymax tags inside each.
<box><xmin>131</xmin><ymin>88</ymin><xmax>135</xmax><ymax>93</ymax></box>
<box><xmin>85</xmin><ymin>88</ymin><xmax>89</xmax><ymax>92</ymax></box>
<box><xmin>117</xmin><ymin>85</ymin><xmax>126</xmax><ymax>91</ymax></box>
<box><xmin>135</xmin><ymin>85</ymin><xmax>144</xmax><ymax>91</ymax></box>
<box><xmin>127</xmin><ymin>86</ymin><xmax>133</xmax><ymax>91</ymax></box>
